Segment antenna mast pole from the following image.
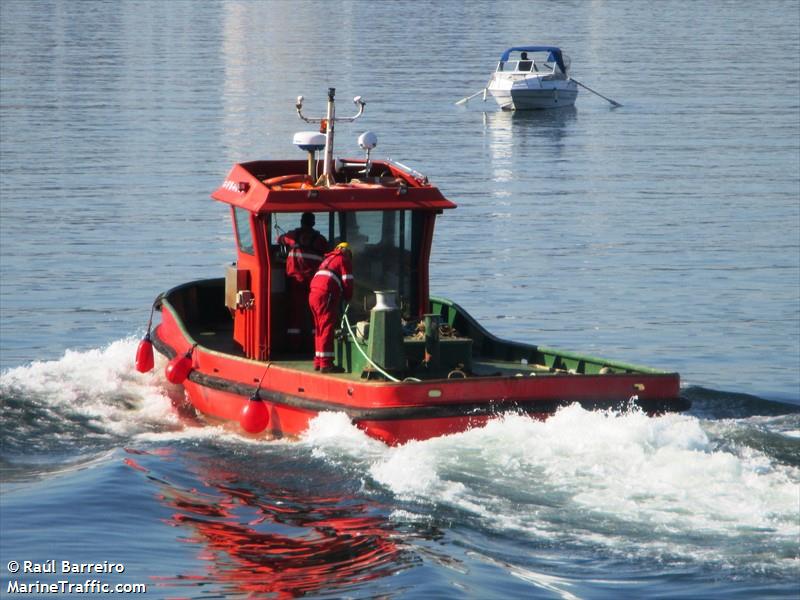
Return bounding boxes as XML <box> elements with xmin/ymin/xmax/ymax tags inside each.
<box><xmin>321</xmin><ymin>88</ymin><xmax>336</xmax><ymax>187</ymax></box>
<box><xmin>296</xmin><ymin>88</ymin><xmax>366</xmax><ymax>187</ymax></box>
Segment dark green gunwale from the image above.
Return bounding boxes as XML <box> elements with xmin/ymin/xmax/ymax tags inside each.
<box><xmin>154</xmin><ymin>278</ymin><xmax>674</xmax><ymax>380</ymax></box>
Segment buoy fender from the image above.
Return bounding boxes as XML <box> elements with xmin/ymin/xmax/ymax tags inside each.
<box><xmin>240</xmin><ymin>395</ymin><xmax>269</xmax><ymax>433</ymax></box>
<box><xmin>135</xmin><ymin>334</ymin><xmax>155</xmax><ymax>373</ymax></box>
<box><xmin>165</xmin><ymin>351</ymin><xmax>193</xmax><ymax>384</ymax></box>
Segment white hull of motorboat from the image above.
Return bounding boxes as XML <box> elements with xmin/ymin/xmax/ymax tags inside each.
<box><xmin>488</xmin><ymin>79</ymin><xmax>578</xmax><ymax>110</ymax></box>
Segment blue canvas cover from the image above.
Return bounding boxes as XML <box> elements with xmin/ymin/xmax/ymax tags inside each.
<box><xmin>499</xmin><ymin>46</ymin><xmax>566</xmax><ymax>73</ymax></box>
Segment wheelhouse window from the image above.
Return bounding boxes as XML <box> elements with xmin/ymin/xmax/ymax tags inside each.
<box><xmin>263</xmin><ymin>209</ymin><xmax>429</xmax><ymax>321</ymax></box>
<box><xmin>337</xmin><ymin>210</ymin><xmax>427</xmax><ymax>320</ymax></box>
<box><xmin>233</xmin><ymin>207</ymin><xmax>254</xmax><ymax>255</ymax></box>
<box><xmin>269</xmin><ymin>212</ymin><xmax>333</xmax><ymax>248</ymax></box>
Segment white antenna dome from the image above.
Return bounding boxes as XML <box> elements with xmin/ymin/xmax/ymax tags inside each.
<box><xmin>293</xmin><ymin>131</ymin><xmax>326</xmax><ymax>152</ymax></box>
<box><xmin>358</xmin><ymin>131</ymin><xmax>378</xmax><ymax>150</ymax></box>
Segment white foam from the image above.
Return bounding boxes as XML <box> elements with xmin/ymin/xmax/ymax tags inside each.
<box><xmin>301</xmin><ymin>411</ymin><xmax>386</xmax><ymax>462</ymax></box>
<box><xmin>5</xmin><ymin>345</ymin><xmax>796</xmax><ymax>571</ymax></box>
<box><xmin>133</xmin><ymin>423</ymin><xmax>277</xmax><ymax>446</ymax></box>
<box><xmin>1</xmin><ymin>337</ymin><xmax>178</xmax><ymax>437</ymax></box>
<box><xmin>359</xmin><ymin>404</ymin><xmax>800</xmax><ymax>569</ymax></box>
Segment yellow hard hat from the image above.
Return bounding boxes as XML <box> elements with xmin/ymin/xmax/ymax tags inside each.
<box><xmin>336</xmin><ymin>241</ymin><xmax>350</xmax><ymax>251</ymax></box>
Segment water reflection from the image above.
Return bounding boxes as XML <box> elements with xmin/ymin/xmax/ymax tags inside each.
<box><xmin>124</xmin><ymin>447</ymin><xmax>411</xmax><ymax>598</ymax></box>
<box><xmin>483</xmin><ymin>108</ymin><xmax>577</xmax><ymax>184</ymax></box>
<box><xmin>485</xmin><ymin>106</ymin><xmax>577</xmax><ymax>128</ymax></box>
<box><xmin>484</xmin><ymin>107</ymin><xmax>577</xmax><ymax>147</ymax></box>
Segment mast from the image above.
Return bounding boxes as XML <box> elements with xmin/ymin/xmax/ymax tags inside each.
<box><xmin>296</xmin><ymin>88</ymin><xmax>365</xmax><ymax>187</ymax></box>
<box><xmin>322</xmin><ymin>88</ymin><xmax>336</xmax><ymax>187</ymax></box>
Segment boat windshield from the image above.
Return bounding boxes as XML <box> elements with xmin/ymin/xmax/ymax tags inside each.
<box><xmin>270</xmin><ymin>209</ymin><xmax>428</xmax><ymax>320</ymax></box>
<box><xmin>496</xmin><ymin>51</ymin><xmax>569</xmax><ymax>75</ymax></box>
<box><xmin>234</xmin><ymin>207</ymin><xmax>255</xmax><ymax>255</ymax></box>
<box><xmin>337</xmin><ymin>209</ymin><xmax>427</xmax><ymax>320</ymax></box>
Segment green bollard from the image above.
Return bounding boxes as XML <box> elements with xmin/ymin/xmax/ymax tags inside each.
<box><xmin>367</xmin><ymin>291</ymin><xmax>405</xmax><ymax>373</ymax></box>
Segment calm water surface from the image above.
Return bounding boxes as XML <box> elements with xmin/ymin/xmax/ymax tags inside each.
<box><xmin>1</xmin><ymin>1</ymin><xmax>799</xmax><ymax>598</ymax></box>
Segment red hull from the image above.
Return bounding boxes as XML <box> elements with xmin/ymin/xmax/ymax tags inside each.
<box><xmin>154</xmin><ymin>304</ymin><xmax>684</xmax><ymax>446</ymax></box>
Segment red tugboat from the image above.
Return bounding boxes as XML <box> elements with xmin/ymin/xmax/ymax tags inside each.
<box><xmin>139</xmin><ymin>88</ymin><xmax>688</xmax><ymax>445</ymax></box>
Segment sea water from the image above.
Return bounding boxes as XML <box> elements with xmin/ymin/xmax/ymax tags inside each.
<box><xmin>1</xmin><ymin>1</ymin><xmax>798</xmax><ymax>598</ymax></box>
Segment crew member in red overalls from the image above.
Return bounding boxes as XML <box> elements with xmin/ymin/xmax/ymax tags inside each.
<box><xmin>278</xmin><ymin>213</ymin><xmax>328</xmax><ymax>352</ymax></box>
<box><xmin>308</xmin><ymin>242</ymin><xmax>354</xmax><ymax>372</ymax></box>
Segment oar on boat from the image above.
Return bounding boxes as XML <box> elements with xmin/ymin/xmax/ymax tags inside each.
<box><xmin>570</xmin><ymin>78</ymin><xmax>623</xmax><ymax>107</ymax></box>
<box><xmin>455</xmin><ymin>89</ymin><xmax>486</xmax><ymax>106</ymax></box>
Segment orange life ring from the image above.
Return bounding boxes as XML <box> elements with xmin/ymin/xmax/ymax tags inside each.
<box><xmin>262</xmin><ymin>174</ymin><xmax>313</xmax><ymax>190</ymax></box>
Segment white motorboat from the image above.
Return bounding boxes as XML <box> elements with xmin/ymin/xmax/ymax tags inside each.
<box><xmin>486</xmin><ymin>46</ymin><xmax>578</xmax><ymax>110</ymax></box>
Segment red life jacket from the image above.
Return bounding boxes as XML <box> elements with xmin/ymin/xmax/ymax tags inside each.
<box><xmin>310</xmin><ymin>249</ymin><xmax>354</xmax><ymax>302</ymax></box>
<box><xmin>280</xmin><ymin>228</ymin><xmax>327</xmax><ymax>283</ymax></box>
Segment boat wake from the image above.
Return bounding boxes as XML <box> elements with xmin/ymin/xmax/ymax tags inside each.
<box><xmin>306</xmin><ymin>403</ymin><xmax>800</xmax><ymax>578</ymax></box>
<box><xmin>0</xmin><ymin>338</ymin><xmax>180</xmax><ymax>463</ymax></box>
<box><xmin>2</xmin><ymin>339</ymin><xmax>798</xmax><ymax>578</ymax></box>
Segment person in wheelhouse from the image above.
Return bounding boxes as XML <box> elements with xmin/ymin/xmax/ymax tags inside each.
<box><xmin>278</xmin><ymin>212</ymin><xmax>329</xmax><ymax>352</ymax></box>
